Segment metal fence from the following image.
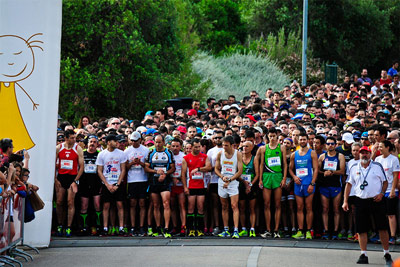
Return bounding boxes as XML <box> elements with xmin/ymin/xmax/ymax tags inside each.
<box><xmin>0</xmin><ymin>195</ymin><xmax>39</xmax><ymax>267</ymax></box>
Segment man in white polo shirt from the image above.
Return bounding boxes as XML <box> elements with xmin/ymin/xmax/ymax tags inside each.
<box><xmin>342</xmin><ymin>146</ymin><xmax>392</xmax><ymax>266</ymax></box>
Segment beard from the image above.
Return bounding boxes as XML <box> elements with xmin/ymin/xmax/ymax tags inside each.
<box><xmin>361</xmin><ymin>159</ymin><xmax>370</xmax><ymax>164</ymax></box>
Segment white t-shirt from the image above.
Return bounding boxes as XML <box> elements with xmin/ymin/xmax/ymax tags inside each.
<box><xmin>375</xmin><ymin>154</ymin><xmax>400</xmax><ymax>193</ymax></box>
<box><xmin>207</xmin><ymin>146</ymin><xmax>224</xmax><ymax>184</ymax></box>
<box><xmin>96</xmin><ymin>148</ymin><xmax>127</xmax><ymax>184</ymax></box>
<box><xmin>171</xmin><ymin>151</ymin><xmax>184</xmax><ymax>186</ymax></box>
<box><xmin>346</xmin><ymin>159</ymin><xmax>360</xmax><ymax>196</ymax></box>
<box><xmin>124</xmin><ymin>145</ymin><xmax>149</xmax><ymax>183</ymax></box>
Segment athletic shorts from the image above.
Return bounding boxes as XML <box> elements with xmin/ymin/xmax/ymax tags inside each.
<box><xmin>385</xmin><ymin>194</ymin><xmax>398</xmax><ymax>216</ymax></box>
<box><xmin>239</xmin><ymin>184</ymin><xmax>257</xmax><ymax>201</ymax></box>
<box><xmin>355</xmin><ymin>197</ymin><xmax>388</xmax><ymax>234</ymax></box>
<box><xmin>319</xmin><ymin>187</ymin><xmax>341</xmax><ymax>199</ymax></box>
<box><xmin>171</xmin><ymin>185</ymin><xmax>184</xmax><ymax>197</ymax></box>
<box><xmin>79</xmin><ymin>175</ymin><xmax>102</xmax><ymax>198</ymax></box>
<box><xmin>149</xmin><ymin>184</ymin><xmax>171</xmax><ymax>194</ymax></box>
<box><xmin>101</xmin><ymin>184</ymin><xmax>125</xmax><ymax>203</ymax></box>
<box><xmin>189</xmin><ymin>188</ymin><xmax>206</xmax><ymax>196</ymax></box>
<box><xmin>57</xmin><ymin>174</ymin><xmax>76</xmax><ymax>190</ymax></box>
<box><xmin>348</xmin><ymin>195</ymin><xmax>356</xmax><ymax>206</ymax></box>
<box><xmin>218</xmin><ymin>179</ymin><xmax>239</xmax><ymax>199</ymax></box>
<box><xmin>208</xmin><ymin>183</ymin><xmax>218</xmax><ymax>194</ymax></box>
<box><xmin>127</xmin><ymin>181</ymin><xmax>148</xmax><ymax>199</ymax></box>
<box><xmin>262</xmin><ymin>172</ymin><xmax>282</xmax><ymax>190</ymax></box>
<box><xmin>294</xmin><ymin>184</ymin><xmax>315</xmax><ymax>197</ymax></box>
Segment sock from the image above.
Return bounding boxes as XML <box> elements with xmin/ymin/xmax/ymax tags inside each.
<box><xmin>250</xmin><ymin>228</ymin><xmax>255</xmax><ymax>231</ymax></box>
<box><xmin>224</xmin><ymin>226</ymin><xmax>229</xmax><ymax>231</ymax></box>
<box><xmin>187</xmin><ymin>213</ymin><xmax>195</xmax><ymax>230</ymax></box>
<box><xmin>292</xmin><ymin>227</ymin><xmax>296</xmax><ymax>232</ymax></box>
<box><xmin>95</xmin><ymin>211</ymin><xmax>102</xmax><ymax>227</ymax></box>
<box><xmin>242</xmin><ymin>227</ymin><xmax>247</xmax><ymax>231</ymax></box>
<box><xmin>384</xmin><ymin>249</ymin><xmax>389</xmax><ymax>255</ymax></box>
<box><xmin>284</xmin><ymin>227</ymin><xmax>288</xmax><ymax>231</ymax></box>
<box><xmin>119</xmin><ymin>226</ymin><xmax>124</xmax><ymax>231</ymax></box>
<box><xmin>234</xmin><ymin>227</ymin><xmax>238</xmax><ymax>232</ymax></box>
<box><xmin>361</xmin><ymin>251</ymin><xmax>367</xmax><ymax>256</ymax></box>
<box><xmin>80</xmin><ymin>213</ymin><xmax>88</xmax><ymax>229</ymax></box>
<box><xmin>196</xmin><ymin>213</ymin><xmax>204</xmax><ymax>231</ymax></box>
<box><xmin>104</xmin><ymin>227</ymin><xmax>108</xmax><ymax>231</ymax></box>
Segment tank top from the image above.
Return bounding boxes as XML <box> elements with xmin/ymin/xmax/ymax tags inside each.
<box><xmin>294</xmin><ymin>149</ymin><xmax>313</xmax><ymax>185</ymax></box>
<box><xmin>184</xmin><ymin>153</ymin><xmax>208</xmax><ymax>189</ymax></box>
<box><xmin>172</xmin><ymin>152</ymin><xmax>184</xmax><ymax>186</ymax></box>
<box><xmin>264</xmin><ymin>143</ymin><xmax>282</xmax><ymax>173</ymax></box>
<box><xmin>242</xmin><ymin>155</ymin><xmax>255</xmax><ymax>183</ymax></box>
<box><xmin>82</xmin><ymin>150</ymin><xmax>99</xmax><ymax>178</ymax></box>
<box><xmin>318</xmin><ymin>152</ymin><xmax>341</xmax><ymax>187</ymax></box>
<box><xmin>220</xmin><ymin>150</ymin><xmax>238</xmax><ymax>178</ymax></box>
<box><xmin>58</xmin><ymin>143</ymin><xmax>79</xmax><ymax>175</ymax></box>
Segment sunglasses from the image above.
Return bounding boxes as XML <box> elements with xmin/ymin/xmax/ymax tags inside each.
<box><xmin>326</xmin><ymin>142</ymin><xmax>336</xmax><ymax>146</ymax></box>
<box><xmin>112</xmin><ymin>122</ymin><xmax>120</xmax><ymax>125</ymax></box>
<box><xmin>214</xmin><ymin>136</ymin><xmax>222</xmax><ymax>139</ymax></box>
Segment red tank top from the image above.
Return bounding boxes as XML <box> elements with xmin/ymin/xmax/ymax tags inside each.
<box><xmin>58</xmin><ymin>143</ymin><xmax>79</xmax><ymax>175</ymax></box>
<box><xmin>184</xmin><ymin>153</ymin><xmax>208</xmax><ymax>189</ymax></box>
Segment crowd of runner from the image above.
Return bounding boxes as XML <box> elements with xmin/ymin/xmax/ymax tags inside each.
<box><xmin>52</xmin><ymin>66</ymin><xmax>400</xmax><ymax>250</ymax></box>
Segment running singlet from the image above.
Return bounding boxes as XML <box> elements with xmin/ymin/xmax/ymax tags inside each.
<box><xmin>242</xmin><ymin>155</ymin><xmax>255</xmax><ymax>183</ymax></box>
<box><xmin>375</xmin><ymin>154</ymin><xmax>400</xmax><ymax>194</ymax></box>
<box><xmin>146</xmin><ymin>148</ymin><xmax>175</xmax><ymax>186</ymax></box>
<box><xmin>220</xmin><ymin>150</ymin><xmax>238</xmax><ymax>178</ymax></box>
<box><xmin>294</xmin><ymin>149</ymin><xmax>313</xmax><ymax>185</ymax></box>
<box><xmin>318</xmin><ymin>152</ymin><xmax>342</xmax><ymax>187</ymax></box>
<box><xmin>58</xmin><ymin>143</ymin><xmax>79</xmax><ymax>175</ymax></box>
<box><xmin>95</xmin><ymin>148</ymin><xmax>127</xmax><ymax>184</ymax></box>
<box><xmin>264</xmin><ymin>143</ymin><xmax>282</xmax><ymax>173</ymax></box>
<box><xmin>124</xmin><ymin>144</ymin><xmax>150</xmax><ymax>183</ymax></box>
<box><xmin>82</xmin><ymin>150</ymin><xmax>99</xmax><ymax>178</ymax></box>
<box><xmin>184</xmin><ymin>153</ymin><xmax>208</xmax><ymax>189</ymax></box>
<box><xmin>172</xmin><ymin>152</ymin><xmax>185</xmax><ymax>186</ymax></box>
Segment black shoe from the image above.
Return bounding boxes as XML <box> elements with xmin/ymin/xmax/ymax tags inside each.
<box><xmin>384</xmin><ymin>253</ymin><xmax>393</xmax><ymax>266</ymax></box>
<box><xmin>357</xmin><ymin>254</ymin><xmax>368</xmax><ymax>264</ymax></box>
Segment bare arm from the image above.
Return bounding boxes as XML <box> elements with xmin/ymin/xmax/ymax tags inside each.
<box><xmin>214</xmin><ymin>151</ymin><xmax>222</xmax><ymax>179</ymax></box>
<box><xmin>333</xmin><ymin>153</ymin><xmax>346</xmax><ymax>176</ymax></box>
<box><xmin>311</xmin><ymin>150</ymin><xmax>319</xmax><ymax>184</ymax></box>
<box><xmin>75</xmin><ymin>146</ymin><xmax>85</xmax><ymax>181</ymax></box>
<box><xmin>181</xmin><ymin>159</ymin><xmax>188</xmax><ymax>188</ymax></box>
<box><xmin>231</xmin><ymin>151</ymin><xmax>243</xmax><ymax>181</ymax></box>
<box><xmin>201</xmin><ymin>157</ymin><xmax>212</xmax><ymax>173</ymax></box>
<box><xmin>117</xmin><ymin>162</ymin><xmax>126</xmax><ymax>185</ymax></box>
<box><xmin>253</xmin><ymin>150</ymin><xmax>260</xmax><ymax>185</ymax></box>
<box><xmin>281</xmin><ymin>145</ymin><xmax>287</xmax><ymax>181</ymax></box>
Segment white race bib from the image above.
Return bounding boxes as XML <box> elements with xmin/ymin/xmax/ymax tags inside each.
<box><xmin>154</xmin><ymin>166</ymin><xmax>167</xmax><ymax>173</ymax></box>
<box><xmin>285</xmin><ymin>177</ymin><xmax>292</xmax><ymax>185</ymax></box>
<box><xmin>324</xmin><ymin>160</ymin><xmax>337</xmax><ymax>171</ymax></box>
<box><xmin>60</xmin><ymin>159</ymin><xmax>73</xmax><ymax>170</ymax></box>
<box><xmin>84</xmin><ymin>163</ymin><xmax>96</xmax><ymax>174</ymax></box>
<box><xmin>242</xmin><ymin>174</ymin><xmax>251</xmax><ymax>182</ymax></box>
<box><xmin>222</xmin><ymin>166</ymin><xmax>234</xmax><ymax>177</ymax></box>
<box><xmin>192</xmin><ymin>171</ymin><xmax>204</xmax><ymax>180</ymax></box>
<box><xmin>268</xmin><ymin>156</ymin><xmax>281</xmax><ymax>167</ymax></box>
<box><xmin>106</xmin><ymin>172</ymin><xmax>119</xmax><ymax>183</ymax></box>
<box><xmin>296</xmin><ymin>168</ymin><xmax>308</xmax><ymax>177</ymax></box>
<box><xmin>172</xmin><ymin>171</ymin><xmax>181</xmax><ymax>178</ymax></box>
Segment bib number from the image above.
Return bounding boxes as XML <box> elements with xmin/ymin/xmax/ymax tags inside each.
<box><xmin>222</xmin><ymin>166</ymin><xmax>234</xmax><ymax>177</ymax></box>
<box><xmin>296</xmin><ymin>168</ymin><xmax>308</xmax><ymax>178</ymax></box>
<box><xmin>324</xmin><ymin>160</ymin><xmax>337</xmax><ymax>171</ymax></box>
<box><xmin>268</xmin><ymin>157</ymin><xmax>281</xmax><ymax>167</ymax></box>
<box><xmin>242</xmin><ymin>174</ymin><xmax>251</xmax><ymax>182</ymax></box>
<box><xmin>60</xmin><ymin>160</ymin><xmax>73</xmax><ymax>170</ymax></box>
<box><xmin>84</xmin><ymin>163</ymin><xmax>96</xmax><ymax>174</ymax></box>
<box><xmin>192</xmin><ymin>171</ymin><xmax>204</xmax><ymax>180</ymax></box>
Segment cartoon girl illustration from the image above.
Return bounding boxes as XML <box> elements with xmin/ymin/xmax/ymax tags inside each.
<box><xmin>0</xmin><ymin>33</ymin><xmax>43</xmax><ymax>151</ymax></box>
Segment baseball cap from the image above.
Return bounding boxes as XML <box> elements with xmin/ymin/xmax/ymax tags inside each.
<box><xmin>130</xmin><ymin>131</ymin><xmax>141</xmax><ymax>141</ymax></box>
<box><xmin>145</xmin><ymin>140</ymin><xmax>154</xmax><ymax>146</ymax></box>
<box><xmin>136</xmin><ymin>126</ymin><xmax>147</xmax><ymax>134</ymax></box>
<box><xmin>105</xmin><ymin>134</ymin><xmax>117</xmax><ymax>142</ymax></box>
<box><xmin>246</xmin><ymin>115</ymin><xmax>257</xmax><ymax>123</ymax></box>
<box><xmin>187</xmin><ymin>109</ymin><xmax>197</xmax><ymax>116</ymax></box>
<box><xmin>361</xmin><ymin>132</ymin><xmax>368</xmax><ymax>138</ymax></box>
<box><xmin>116</xmin><ymin>134</ymin><xmax>126</xmax><ymax>143</ymax></box>
<box><xmin>177</xmin><ymin>125</ymin><xmax>187</xmax><ymax>134</ymax></box>
<box><xmin>254</xmin><ymin>127</ymin><xmax>263</xmax><ymax>135</ymax></box>
<box><xmin>230</xmin><ymin>104</ymin><xmax>240</xmax><ymax>110</ymax></box>
<box><xmin>342</xmin><ymin>132</ymin><xmax>355</xmax><ymax>144</ymax></box>
<box><xmin>146</xmin><ymin>128</ymin><xmax>158</xmax><ymax>135</ymax></box>
<box><xmin>359</xmin><ymin>146</ymin><xmax>372</xmax><ymax>153</ymax></box>
<box><xmin>352</xmin><ymin>131</ymin><xmax>361</xmax><ymax>140</ymax></box>
<box><xmin>145</xmin><ymin>111</ymin><xmax>154</xmax><ymax>116</ymax></box>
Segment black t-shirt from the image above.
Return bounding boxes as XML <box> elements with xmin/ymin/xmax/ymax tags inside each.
<box><xmin>82</xmin><ymin>150</ymin><xmax>99</xmax><ymax>179</ymax></box>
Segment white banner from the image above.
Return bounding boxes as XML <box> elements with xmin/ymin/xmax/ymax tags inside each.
<box><xmin>0</xmin><ymin>0</ymin><xmax>62</xmax><ymax>247</ymax></box>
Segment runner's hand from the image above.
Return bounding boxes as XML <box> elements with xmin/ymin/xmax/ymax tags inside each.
<box><xmin>55</xmin><ymin>179</ymin><xmax>61</xmax><ymax>190</ymax></box>
<box><xmin>307</xmin><ymin>185</ymin><xmax>314</xmax><ymax>194</ymax></box>
<box><xmin>389</xmin><ymin>191</ymin><xmax>395</xmax><ymax>199</ymax></box>
<box><xmin>294</xmin><ymin>176</ymin><xmax>302</xmax><ymax>185</ymax></box>
<box><xmin>70</xmin><ymin>182</ymin><xmax>78</xmax><ymax>194</ymax></box>
<box><xmin>342</xmin><ymin>202</ymin><xmax>349</xmax><ymax>212</ymax></box>
<box><xmin>158</xmin><ymin>174</ymin><xmax>166</xmax><ymax>182</ymax></box>
<box><xmin>223</xmin><ymin>182</ymin><xmax>229</xmax><ymax>189</ymax></box>
<box><xmin>374</xmin><ymin>193</ymin><xmax>384</xmax><ymax>202</ymax></box>
<box><xmin>184</xmin><ymin>186</ymin><xmax>189</xmax><ymax>195</ymax></box>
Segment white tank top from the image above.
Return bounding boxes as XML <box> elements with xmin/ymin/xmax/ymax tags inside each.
<box><xmin>220</xmin><ymin>149</ymin><xmax>238</xmax><ymax>178</ymax></box>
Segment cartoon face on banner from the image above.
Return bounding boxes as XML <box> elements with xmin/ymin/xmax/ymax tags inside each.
<box><xmin>0</xmin><ymin>34</ymin><xmax>43</xmax><ymax>151</ymax></box>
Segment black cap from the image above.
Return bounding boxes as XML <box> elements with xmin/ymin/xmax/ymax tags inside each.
<box><xmin>116</xmin><ymin>134</ymin><xmax>127</xmax><ymax>143</ymax></box>
<box><xmin>105</xmin><ymin>134</ymin><xmax>117</xmax><ymax>142</ymax></box>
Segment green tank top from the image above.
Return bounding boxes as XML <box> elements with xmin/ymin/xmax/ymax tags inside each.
<box><xmin>264</xmin><ymin>143</ymin><xmax>282</xmax><ymax>173</ymax></box>
<box><xmin>242</xmin><ymin>155</ymin><xmax>255</xmax><ymax>182</ymax></box>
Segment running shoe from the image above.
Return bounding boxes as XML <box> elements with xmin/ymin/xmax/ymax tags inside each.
<box><xmin>65</xmin><ymin>227</ymin><xmax>72</xmax><ymax>238</ymax></box>
<box><xmin>321</xmin><ymin>232</ymin><xmax>330</xmax><ymax>240</ymax></box>
<box><xmin>197</xmin><ymin>230</ymin><xmax>204</xmax><ymax>237</ymax></box>
<box><xmin>163</xmin><ymin>229</ymin><xmax>171</xmax><ymax>238</ymax></box>
<box><xmin>239</xmin><ymin>229</ymin><xmax>248</xmax><ymax>237</ymax></box>
<box><xmin>212</xmin><ymin>227</ymin><xmax>220</xmax><ymax>236</ymax></box>
<box><xmin>357</xmin><ymin>254</ymin><xmax>368</xmax><ymax>264</ymax></box>
<box><xmin>99</xmin><ymin>228</ymin><xmax>108</xmax><ymax>237</ymax></box>
<box><xmin>292</xmin><ymin>230</ymin><xmax>304</xmax><ymax>239</ymax></box>
<box><xmin>56</xmin><ymin>225</ymin><xmax>63</xmax><ymax>237</ymax></box>
<box><xmin>260</xmin><ymin>231</ymin><xmax>272</xmax><ymax>238</ymax></box>
<box><xmin>353</xmin><ymin>233</ymin><xmax>359</xmax><ymax>242</ymax></box>
<box><xmin>123</xmin><ymin>227</ymin><xmax>129</xmax><ymax>236</ymax></box>
<box><xmin>147</xmin><ymin>227</ymin><xmax>153</xmax><ymax>237</ymax></box>
<box><xmin>138</xmin><ymin>227</ymin><xmax>146</xmax><ymax>237</ymax></box>
<box><xmin>91</xmin><ymin>227</ymin><xmax>97</xmax><ymax>236</ymax></box>
<box><xmin>369</xmin><ymin>233</ymin><xmax>380</xmax><ymax>243</ymax></box>
<box><xmin>284</xmin><ymin>230</ymin><xmax>291</xmax><ymax>238</ymax></box>
<box><xmin>232</xmin><ymin>231</ymin><xmax>239</xmax><ymax>239</ymax></box>
<box><xmin>338</xmin><ymin>229</ymin><xmax>346</xmax><ymax>240</ymax></box>
<box><xmin>218</xmin><ymin>230</ymin><xmax>231</xmax><ymax>237</ymax></box>
<box><xmin>188</xmin><ymin>230</ymin><xmax>196</xmax><ymax>237</ymax></box>
<box><xmin>306</xmin><ymin>231</ymin><xmax>312</xmax><ymax>240</ymax></box>
<box><xmin>169</xmin><ymin>227</ymin><xmax>178</xmax><ymax>236</ymax></box>
<box><xmin>129</xmin><ymin>228</ymin><xmax>136</xmax><ymax>237</ymax></box>
<box><xmin>180</xmin><ymin>225</ymin><xmax>187</xmax><ymax>237</ymax></box>
<box><xmin>384</xmin><ymin>253</ymin><xmax>393</xmax><ymax>266</ymax></box>
<box><xmin>331</xmin><ymin>235</ymin><xmax>338</xmax><ymax>240</ymax></box>
<box><xmin>273</xmin><ymin>231</ymin><xmax>281</xmax><ymax>238</ymax></box>
<box><xmin>249</xmin><ymin>229</ymin><xmax>256</xmax><ymax>237</ymax></box>
<box><xmin>389</xmin><ymin>237</ymin><xmax>395</xmax><ymax>245</ymax></box>
<box><xmin>347</xmin><ymin>232</ymin><xmax>354</xmax><ymax>241</ymax></box>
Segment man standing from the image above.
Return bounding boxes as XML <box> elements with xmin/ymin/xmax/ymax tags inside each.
<box><xmin>124</xmin><ymin>132</ymin><xmax>149</xmax><ymax>237</ymax></box>
<box><xmin>181</xmin><ymin>138</ymin><xmax>212</xmax><ymax>237</ymax></box>
<box><xmin>343</xmin><ymin>146</ymin><xmax>392</xmax><ymax>265</ymax></box>
<box><xmin>144</xmin><ymin>135</ymin><xmax>175</xmax><ymax>238</ymax></box>
<box><xmin>215</xmin><ymin>136</ymin><xmax>243</xmax><ymax>239</ymax></box>
<box><xmin>55</xmin><ymin>129</ymin><xmax>84</xmax><ymax>237</ymax></box>
<box><xmin>259</xmin><ymin>127</ymin><xmax>287</xmax><ymax>238</ymax></box>
<box><xmin>96</xmin><ymin>135</ymin><xmax>127</xmax><ymax>236</ymax></box>
<box><xmin>289</xmin><ymin>133</ymin><xmax>318</xmax><ymax>239</ymax></box>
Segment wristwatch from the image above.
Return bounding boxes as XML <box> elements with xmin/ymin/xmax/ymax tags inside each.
<box><xmin>114</xmin><ymin>183</ymin><xmax>119</xmax><ymax>187</ymax></box>
<box><xmin>310</xmin><ymin>182</ymin><xmax>316</xmax><ymax>186</ymax></box>
<box><xmin>74</xmin><ymin>180</ymin><xmax>79</xmax><ymax>185</ymax></box>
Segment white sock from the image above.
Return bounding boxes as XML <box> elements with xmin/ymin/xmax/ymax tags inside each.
<box><xmin>119</xmin><ymin>226</ymin><xmax>124</xmax><ymax>231</ymax></box>
<box><xmin>104</xmin><ymin>227</ymin><xmax>108</xmax><ymax>231</ymax></box>
<box><xmin>234</xmin><ymin>227</ymin><xmax>238</xmax><ymax>232</ymax></box>
<box><xmin>384</xmin><ymin>249</ymin><xmax>389</xmax><ymax>255</ymax></box>
<box><xmin>361</xmin><ymin>251</ymin><xmax>367</xmax><ymax>256</ymax></box>
<box><xmin>242</xmin><ymin>227</ymin><xmax>246</xmax><ymax>231</ymax></box>
<box><xmin>250</xmin><ymin>228</ymin><xmax>255</xmax><ymax>231</ymax></box>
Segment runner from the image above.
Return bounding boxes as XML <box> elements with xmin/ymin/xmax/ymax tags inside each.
<box><xmin>144</xmin><ymin>135</ymin><xmax>176</xmax><ymax>238</ymax></box>
<box><xmin>259</xmin><ymin>127</ymin><xmax>287</xmax><ymax>238</ymax></box>
<box><xmin>289</xmin><ymin>132</ymin><xmax>318</xmax><ymax>240</ymax></box>
<box><xmin>55</xmin><ymin>129</ymin><xmax>84</xmax><ymax>237</ymax></box>
<box><xmin>96</xmin><ymin>134</ymin><xmax>127</xmax><ymax>236</ymax></box>
<box><xmin>124</xmin><ymin>131</ymin><xmax>150</xmax><ymax>237</ymax></box>
<box><xmin>215</xmin><ymin>136</ymin><xmax>243</xmax><ymax>239</ymax></box>
<box><xmin>181</xmin><ymin>138</ymin><xmax>212</xmax><ymax>237</ymax></box>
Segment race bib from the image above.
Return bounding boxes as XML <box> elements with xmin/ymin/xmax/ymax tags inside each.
<box><xmin>154</xmin><ymin>166</ymin><xmax>167</xmax><ymax>173</ymax></box>
<box><xmin>242</xmin><ymin>174</ymin><xmax>251</xmax><ymax>182</ymax></box>
<box><xmin>296</xmin><ymin>168</ymin><xmax>308</xmax><ymax>177</ymax></box>
<box><xmin>268</xmin><ymin>157</ymin><xmax>281</xmax><ymax>167</ymax></box>
<box><xmin>172</xmin><ymin>171</ymin><xmax>181</xmax><ymax>178</ymax></box>
<box><xmin>192</xmin><ymin>171</ymin><xmax>204</xmax><ymax>180</ymax></box>
<box><xmin>131</xmin><ymin>164</ymin><xmax>142</xmax><ymax>172</ymax></box>
<box><xmin>286</xmin><ymin>177</ymin><xmax>292</xmax><ymax>185</ymax></box>
<box><xmin>222</xmin><ymin>166</ymin><xmax>234</xmax><ymax>177</ymax></box>
<box><xmin>324</xmin><ymin>160</ymin><xmax>337</xmax><ymax>171</ymax></box>
<box><xmin>106</xmin><ymin>172</ymin><xmax>119</xmax><ymax>183</ymax></box>
<box><xmin>84</xmin><ymin>163</ymin><xmax>96</xmax><ymax>174</ymax></box>
<box><xmin>60</xmin><ymin>159</ymin><xmax>73</xmax><ymax>170</ymax></box>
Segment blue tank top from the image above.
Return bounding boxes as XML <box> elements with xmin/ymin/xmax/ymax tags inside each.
<box><xmin>294</xmin><ymin>149</ymin><xmax>313</xmax><ymax>185</ymax></box>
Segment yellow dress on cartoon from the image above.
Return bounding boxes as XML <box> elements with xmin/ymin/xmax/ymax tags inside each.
<box><xmin>0</xmin><ymin>82</ymin><xmax>35</xmax><ymax>151</ymax></box>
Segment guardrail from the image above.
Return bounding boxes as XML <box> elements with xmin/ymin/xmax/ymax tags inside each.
<box><xmin>0</xmin><ymin>195</ymin><xmax>39</xmax><ymax>266</ymax></box>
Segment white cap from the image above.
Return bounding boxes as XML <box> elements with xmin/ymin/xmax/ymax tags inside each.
<box><xmin>342</xmin><ymin>132</ymin><xmax>355</xmax><ymax>144</ymax></box>
<box><xmin>222</xmin><ymin>105</ymin><xmax>231</xmax><ymax>111</ymax></box>
<box><xmin>130</xmin><ymin>131</ymin><xmax>141</xmax><ymax>141</ymax></box>
<box><xmin>254</xmin><ymin>126</ymin><xmax>263</xmax><ymax>135</ymax></box>
<box><xmin>205</xmin><ymin>129</ymin><xmax>214</xmax><ymax>136</ymax></box>
<box><xmin>136</xmin><ymin>126</ymin><xmax>147</xmax><ymax>134</ymax></box>
<box><xmin>230</xmin><ymin>104</ymin><xmax>240</xmax><ymax>110</ymax></box>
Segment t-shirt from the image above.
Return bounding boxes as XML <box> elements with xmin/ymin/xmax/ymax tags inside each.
<box><xmin>388</xmin><ymin>67</ymin><xmax>398</xmax><ymax>78</ymax></box>
<box><xmin>207</xmin><ymin>146</ymin><xmax>224</xmax><ymax>184</ymax></box>
<box><xmin>82</xmin><ymin>150</ymin><xmax>99</xmax><ymax>180</ymax></box>
<box><xmin>146</xmin><ymin>148</ymin><xmax>175</xmax><ymax>186</ymax></box>
<box><xmin>375</xmin><ymin>154</ymin><xmax>400</xmax><ymax>193</ymax></box>
<box><xmin>124</xmin><ymin>145</ymin><xmax>150</xmax><ymax>183</ymax></box>
<box><xmin>184</xmin><ymin>153</ymin><xmax>208</xmax><ymax>189</ymax></box>
<box><xmin>96</xmin><ymin>148</ymin><xmax>127</xmax><ymax>184</ymax></box>
<box><xmin>172</xmin><ymin>151</ymin><xmax>184</xmax><ymax>186</ymax></box>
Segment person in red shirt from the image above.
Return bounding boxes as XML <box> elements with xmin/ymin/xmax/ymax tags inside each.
<box><xmin>55</xmin><ymin>129</ymin><xmax>84</xmax><ymax>237</ymax></box>
<box><xmin>181</xmin><ymin>138</ymin><xmax>212</xmax><ymax>237</ymax></box>
<box><xmin>380</xmin><ymin>70</ymin><xmax>392</xmax><ymax>86</ymax></box>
